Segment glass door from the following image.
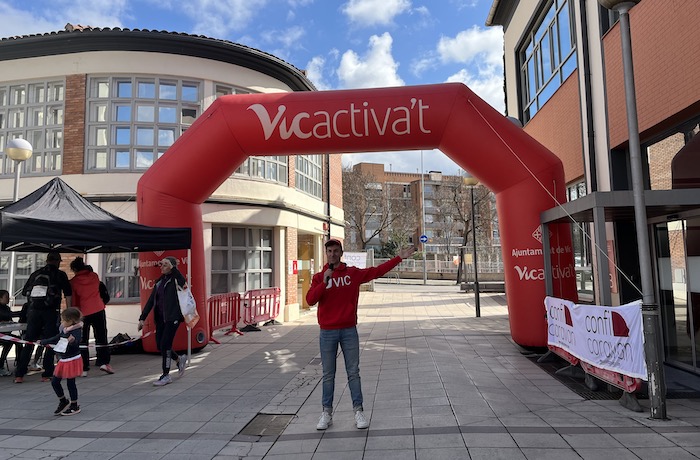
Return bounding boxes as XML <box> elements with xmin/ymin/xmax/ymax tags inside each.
<box><xmin>657</xmin><ymin>218</ymin><xmax>700</xmax><ymax>372</ymax></box>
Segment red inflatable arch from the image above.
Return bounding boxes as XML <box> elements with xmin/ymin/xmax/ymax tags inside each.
<box><xmin>137</xmin><ymin>83</ymin><xmax>577</xmax><ymax>350</ymax></box>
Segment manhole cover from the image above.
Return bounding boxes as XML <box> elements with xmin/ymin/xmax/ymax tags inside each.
<box><xmin>239</xmin><ymin>414</ymin><xmax>295</xmax><ymax>436</ymax></box>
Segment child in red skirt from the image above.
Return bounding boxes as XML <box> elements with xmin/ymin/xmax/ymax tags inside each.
<box><xmin>40</xmin><ymin>307</ymin><xmax>83</xmax><ymax>416</ymax></box>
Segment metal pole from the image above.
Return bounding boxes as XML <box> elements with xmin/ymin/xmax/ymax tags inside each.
<box><xmin>186</xmin><ymin>248</ymin><xmax>192</xmax><ymax>365</ymax></box>
<box><xmin>471</xmin><ymin>186</ymin><xmax>480</xmax><ymax>317</ymax></box>
<box><xmin>7</xmin><ymin>161</ymin><xmax>21</xmax><ymax>304</ymax></box>
<box><xmin>421</xmin><ymin>151</ymin><xmax>427</xmax><ymax>285</ymax></box>
<box><xmin>617</xmin><ymin>2</ymin><xmax>666</xmax><ymax>419</ymax></box>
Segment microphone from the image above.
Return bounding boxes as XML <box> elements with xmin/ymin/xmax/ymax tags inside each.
<box><xmin>325</xmin><ymin>263</ymin><xmax>334</xmax><ymax>283</ymax></box>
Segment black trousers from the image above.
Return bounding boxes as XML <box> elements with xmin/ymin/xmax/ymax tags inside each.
<box><xmin>0</xmin><ymin>336</ymin><xmax>22</xmax><ymax>367</ymax></box>
<box><xmin>80</xmin><ymin>309</ymin><xmax>110</xmax><ymax>370</ymax></box>
<box><xmin>16</xmin><ymin>308</ymin><xmax>59</xmax><ymax>378</ymax></box>
<box><xmin>155</xmin><ymin>319</ymin><xmax>181</xmax><ymax>375</ymax></box>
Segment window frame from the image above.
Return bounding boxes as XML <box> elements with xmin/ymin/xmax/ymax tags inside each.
<box><xmin>85</xmin><ymin>76</ymin><xmax>201</xmax><ymax>173</ymax></box>
<box><xmin>102</xmin><ymin>252</ymin><xmax>141</xmax><ymax>302</ymax></box>
<box><xmin>295</xmin><ymin>154</ymin><xmax>323</xmax><ymax>198</ymax></box>
<box><xmin>0</xmin><ymin>79</ymin><xmax>65</xmax><ymax>177</ymax></box>
<box><xmin>519</xmin><ymin>0</ymin><xmax>577</xmax><ymax>123</ymax></box>
<box><xmin>210</xmin><ymin>226</ymin><xmax>274</xmax><ymax>294</ymax></box>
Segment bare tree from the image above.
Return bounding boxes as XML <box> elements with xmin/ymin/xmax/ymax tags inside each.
<box><xmin>343</xmin><ymin>166</ymin><xmax>416</xmax><ymax>251</ymax></box>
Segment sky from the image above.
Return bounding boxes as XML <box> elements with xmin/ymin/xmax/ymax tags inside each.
<box><xmin>0</xmin><ymin>0</ymin><xmax>504</xmax><ymax>176</ymax></box>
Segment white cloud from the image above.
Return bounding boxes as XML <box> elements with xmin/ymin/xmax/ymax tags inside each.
<box><xmin>411</xmin><ymin>26</ymin><xmax>503</xmax><ymax>78</ymax></box>
<box><xmin>450</xmin><ymin>0</ymin><xmax>479</xmax><ymax>9</ymax></box>
<box><xmin>0</xmin><ymin>3</ymin><xmax>59</xmax><ymax>37</ymax></box>
<box><xmin>58</xmin><ymin>0</ymin><xmax>129</xmax><ymax>27</ymax></box>
<box><xmin>434</xmin><ymin>26</ymin><xmax>505</xmax><ymax>113</ymax></box>
<box><xmin>337</xmin><ymin>32</ymin><xmax>404</xmax><ymax>88</ymax></box>
<box><xmin>261</xmin><ymin>25</ymin><xmax>305</xmax><ymax>49</ymax></box>
<box><xmin>288</xmin><ymin>0</ymin><xmax>314</xmax><ymax>5</ymax></box>
<box><xmin>437</xmin><ymin>25</ymin><xmax>503</xmax><ymax>68</ymax></box>
<box><xmin>304</xmin><ymin>55</ymin><xmax>332</xmax><ymax>90</ymax></box>
<box><xmin>342</xmin><ymin>0</ymin><xmax>411</xmax><ymax>26</ymax></box>
<box><xmin>0</xmin><ymin>0</ymin><xmax>128</xmax><ymax>38</ymax></box>
<box><xmin>182</xmin><ymin>0</ymin><xmax>268</xmax><ymax>37</ymax></box>
<box><xmin>446</xmin><ymin>68</ymin><xmax>504</xmax><ymax>114</ymax></box>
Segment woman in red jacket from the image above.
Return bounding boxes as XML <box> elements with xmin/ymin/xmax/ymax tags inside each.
<box><xmin>69</xmin><ymin>257</ymin><xmax>114</xmax><ymax>376</ymax></box>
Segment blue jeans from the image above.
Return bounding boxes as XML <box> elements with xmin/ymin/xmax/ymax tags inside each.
<box><xmin>319</xmin><ymin>326</ymin><xmax>363</xmax><ymax>413</ymax></box>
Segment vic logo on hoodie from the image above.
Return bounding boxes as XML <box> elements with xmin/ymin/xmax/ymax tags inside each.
<box><xmin>327</xmin><ymin>275</ymin><xmax>352</xmax><ymax>289</ymax></box>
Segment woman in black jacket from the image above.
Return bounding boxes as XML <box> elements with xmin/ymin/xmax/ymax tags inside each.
<box><xmin>138</xmin><ymin>256</ymin><xmax>188</xmax><ymax>386</ymax></box>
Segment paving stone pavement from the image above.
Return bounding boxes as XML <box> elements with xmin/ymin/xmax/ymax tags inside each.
<box><xmin>1</xmin><ymin>282</ymin><xmax>700</xmax><ymax>459</ymax></box>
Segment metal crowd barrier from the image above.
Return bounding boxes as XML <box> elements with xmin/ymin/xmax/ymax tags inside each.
<box><xmin>207</xmin><ymin>292</ymin><xmax>243</xmax><ymax>343</ymax></box>
<box><xmin>241</xmin><ymin>287</ymin><xmax>281</xmax><ymax>332</ymax></box>
<box><xmin>207</xmin><ymin>287</ymin><xmax>282</xmax><ymax>339</ymax></box>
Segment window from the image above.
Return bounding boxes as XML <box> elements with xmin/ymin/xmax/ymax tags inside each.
<box><xmin>567</xmin><ymin>181</ymin><xmax>592</xmax><ymax>299</ymax></box>
<box><xmin>295</xmin><ymin>155</ymin><xmax>322</xmax><ymax>198</ymax></box>
<box><xmin>520</xmin><ymin>0</ymin><xmax>577</xmax><ymax>122</ymax></box>
<box><xmin>599</xmin><ymin>5</ymin><xmax>620</xmax><ymax>36</ymax></box>
<box><xmin>0</xmin><ymin>252</ymin><xmax>46</xmax><ymax>300</ymax></box>
<box><xmin>644</xmin><ymin>118</ymin><xmax>700</xmax><ymax>191</ymax></box>
<box><xmin>0</xmin><ymin>80</ymin><xmax>65</xmax><ymax>177</ymax></box>
<box><xmin>86</xmin><ymin>76</ymin><xmax>201</xmax><ymax>172</ymax></box>
<box><xmin>235</xmin><ymin>155</ymin><xmax>289</xmax><ymax>185</ymax></box>
<box><xmin>102</xmin><ymin>252</ymin><xmax>140</xmax><ymax>301</ymax></box>
<box><xmin>211</xmin><ymin>226</ymin><xmax>274</xmax><ymax>294</ymax></box>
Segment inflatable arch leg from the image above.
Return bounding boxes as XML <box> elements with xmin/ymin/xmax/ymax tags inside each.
<box><xmin>137</xmin><ymin>82</ymin><xmax>577</xmax><ymax>350</ymax></box>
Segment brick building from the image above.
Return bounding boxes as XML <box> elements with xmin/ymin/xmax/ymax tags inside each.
<box><xmin>488</xmin><ymin>0</ymin><xmax>700</xmax><ymax>373</ymax></box>
<box><xmin>348</xmin><ymin>162</ymin><xmax>500</xmax><ymax>267</ymax></box>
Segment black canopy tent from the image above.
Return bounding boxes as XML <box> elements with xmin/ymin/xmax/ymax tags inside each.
<box><xmin>0</xmin><ymin>178</ymin><xmax>191</xmax><ymax>253</ymax></box>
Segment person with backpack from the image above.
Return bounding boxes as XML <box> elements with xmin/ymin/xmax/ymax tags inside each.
<box><xmin>14</xmin><ymin>251</ymin><xmax>72</xmax><ymax>384</ymax></box>
<box><xmin>69</xmin><ymin>257</ymin><xmax>114</xmax><ymax>376</ymax></box>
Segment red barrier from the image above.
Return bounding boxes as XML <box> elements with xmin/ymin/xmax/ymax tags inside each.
<box><xmin>207</xmin><ymin>292</ymin><xmax>242</xmax><ymax>343</ymax></box>
<box><xmin>548</xmin><ymin>344</ymin><xmax>642</xmax><ymax>393</ymax></box>
<box><xmin>242</xmin><ymin>288</ymin><xmax>281</xmax><ymax>331</ymax></box>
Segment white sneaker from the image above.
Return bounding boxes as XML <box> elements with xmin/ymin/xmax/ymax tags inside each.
<box><xmin>81</xmin><ymin>371</ymin><xmax>88</xmax><ymax>377</ymax></box>
<box><xmin>354</xmin><ymin>410</ymin><xmax>369</xmax><ymax>429</ymax></box>
<box><xmin>152</xmin><ymin>374</ymin><xmax>172</xmax><ymax>386</ymax></box>
<box><xmin>177</xmin><ymin>354</ymin><xmax>188</xmax><ymax>377</ymax></box>
<box><xmin>316</xmin><ymin>411</ymin><xmax>332</xmax><ymax>430</ymax></box>
<box><xmin>28</xmin><ymin>363</ymin><xmax>43</xmax><ymax>372</ymax></box>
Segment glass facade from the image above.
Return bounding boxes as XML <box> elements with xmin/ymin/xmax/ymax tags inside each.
<box><xmin>211</xmin><ymin>226</ymin><xmax>273</xmax><ymax>294</ymax></box>
<box><xmin>0</xmin><ymin>80</ymin><xmax>65</xmax><ymax>176</ymax></box>
<box><xmin>86</xmin><ymin>76</ymin><xmax>200</xmax><ymax>172</ymax></box>
<box><xmin>519</xmin><ymin>0</ymin><xmax>577</xmax><ymax>122</ymax></box>
<box><xmin>295</xmin><ymin>154</ymin><xmax>323</xmax><ymax>198</ymax></box>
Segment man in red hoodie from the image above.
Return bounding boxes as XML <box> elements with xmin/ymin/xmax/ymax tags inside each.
<box><xmin>306</xmin><ymin>239</ymin><xmax>416</xmax><ymax>431</ymax></box>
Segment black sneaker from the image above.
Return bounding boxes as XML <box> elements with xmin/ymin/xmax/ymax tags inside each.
<box><xmin>54</xmin><ymin>398</ymin><xmax>69</xmax><ymax>415</ymax></box>
<box><xmin>62</xmin><ymin>404</ymin><xmax>81</xmax><ymax>416</ymax></box>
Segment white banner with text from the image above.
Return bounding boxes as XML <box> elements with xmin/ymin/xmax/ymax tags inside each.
<box><xmin>545</xmin><ymin>296</ymin><xmax>647</xmax><ymax>380</ymax></box>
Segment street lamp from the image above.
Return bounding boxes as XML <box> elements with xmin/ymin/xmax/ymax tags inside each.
<box><xmin>597</xmin><ymin>0</ymin><xmax>666</xmax><ymax>419</ymax></box>
<box><xmin>463</xmin><ymin>174</ymin><xmax>480</xmax><ymax>317</ymax></box>
<box><xmin>4</xmin><ymin>138</ymin><xmax>33</xmax><ymax>304</ymax></box>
